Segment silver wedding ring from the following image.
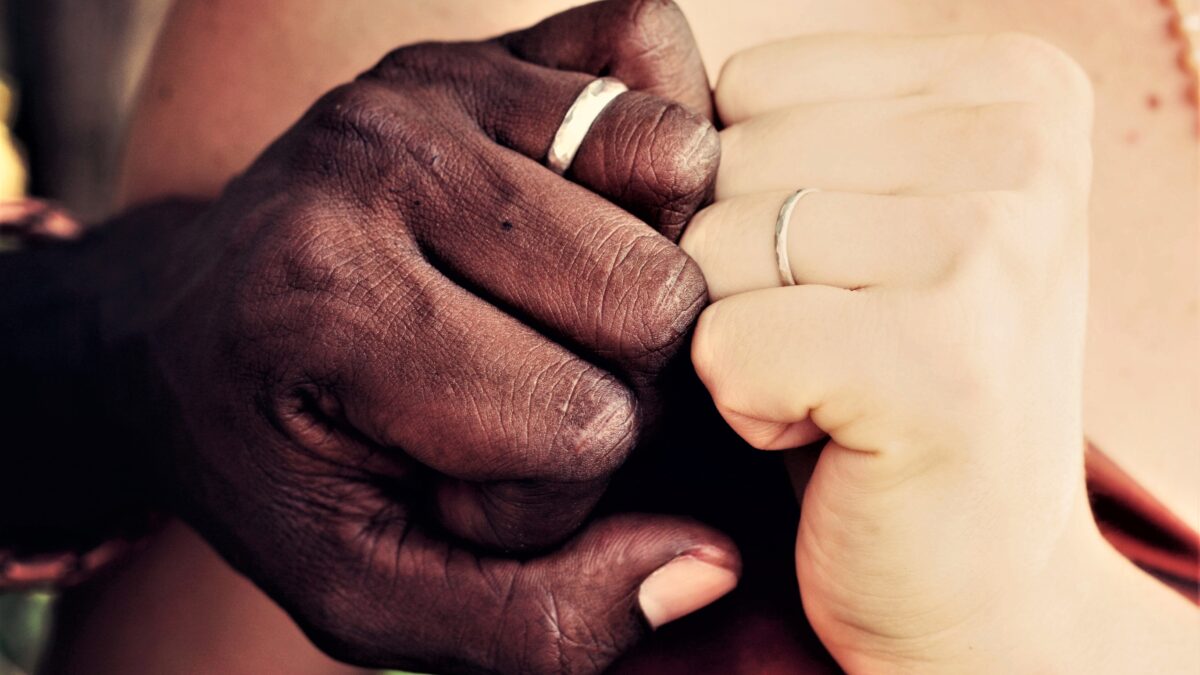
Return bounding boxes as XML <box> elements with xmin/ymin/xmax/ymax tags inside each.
<box><xmin>775</xmin><ymin>188</ymin><xmax>818</xmax><ymax>286</ymax></box>
<box><xmin>545</xmin><ymin>77</ymin><xmax>629</xmax><ymax>175</ymax></box>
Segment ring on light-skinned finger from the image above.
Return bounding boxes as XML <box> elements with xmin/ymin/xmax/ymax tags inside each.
<box><xmin>546</xmin><ymin>77</ymin><xmax>628</xmax><ymax>175</ymax></box>
<box><xmin>775</xmin><ymin>188</ymin><xmax>819</xmax><ymax>286</ymax></box>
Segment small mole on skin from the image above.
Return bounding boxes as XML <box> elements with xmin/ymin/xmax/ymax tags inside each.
<box><xmin>501</xmin><ymin>221</ymin><xmax>514</xmax><ymax>231</ymax></box>
<box><xmin>1146</xmin><ymin>93</ymin><xmax>1161</xmax><ymax>110</ymax></box>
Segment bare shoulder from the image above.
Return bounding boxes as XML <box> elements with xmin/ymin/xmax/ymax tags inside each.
<box><xmin>119</xmin><ymin>0</ymin><xmax>578</xmax><ymax>205</ymax></box>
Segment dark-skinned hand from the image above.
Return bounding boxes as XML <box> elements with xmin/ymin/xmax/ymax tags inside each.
<box><xmin>125</xmin><ymin>1</ymin><xmax>738</xmax><ymax>673</ymax></box>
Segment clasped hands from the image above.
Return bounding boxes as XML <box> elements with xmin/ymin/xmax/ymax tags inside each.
<box><xmin>115</xmin><ymin>1</ymin><xmax>1100</xmax><ymax>673</ymax></box>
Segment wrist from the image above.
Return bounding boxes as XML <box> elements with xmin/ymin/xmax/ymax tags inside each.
<box><xmin>848</xmin><ymin>491</ymin><xmax>1198</xmax><ymax>675</ymax></box>
<box><xmin>1061</xmin><ymin>517</ymin><xmax>1200</xmax><ymax>674</ymax></box>
<box><xmin>825</xmin><ymin>486</ymin><xmax>1101</xmax><ymax>674</ymax></box>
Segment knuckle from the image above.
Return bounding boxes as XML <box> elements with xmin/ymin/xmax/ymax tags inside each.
<box><xmin>678</xmin><ymin>202</ymin><xmax>716</xmax><ymax>265</ymax></box>
<box><xmin>294</xmin><ymin>82</ymin><xmax>411</xmax><ymax>189</ymax></box>
<box><xmin>983</xmin><ymin>102</ymin><xmax>1059</xmax><ymax>188</ymax></box>
<box><xmin>265</xmin><ymin>207</ymin><xmax>426</xmax><ymax>331</ymax></box>
<box><xmin>268</xmin><ymin>380</ymin><xmax>347</xmax><ymax>459</ymax></box>
<box><xmin>640</xmin><ymin>103</ymin><xmax>720</xmax><ymax>215</ymax></box>
<box><xmin>275</xmin><ymin>211</ymin><xmax>355</xmax><ymax>295</ymax></box>
<box><xmin>274</xmin><ymin>212</ymin><xmax>413</xmax><ymax>318</ymax></box>
<box><xmin>367</xmin><ymin>41</ymin><xmax>455</xmax><ymax>84</ymax></box>
<box><xmin>610</xmin><ymin>0</ymin><xmax>689</xmax><ymax>46</ymax></box>
<box><xmin>367</xmin><ymin>41</ymin><xmax>501</xmax><ymax>115</ymax></box>
<box><xmin>306</xmin><ymin>83</ymin><xmax>398</xmax><ymax>150</ymax></box>
<box><xmin>608</xmin><ymin>235</ymin><xmax>708</xmax><ymax>368</ymax></box>
<box><xmin>986</xmin><ymin>31</ymin><xmax>1057</xmax><ymax>65</ymax></box>
<box><xmin>539</xmin><ymin>365</ymin><xmax>639</xmax><ymax>481</ymax></box>
<box><xmin>655</xmin><ymin>248</ymin><xmax>710</xmax><ymax>344</ymax></box>
<box><xmin>599</xmin><ymin>0</ymin><xmax>709</xmax><ymax>115</ymax></box>
<box><xmin>572</xmin><ymin>382</ymin><xmax>639</xmax><ymax>480</ymax></box>
<box><xmin>690</xmin><ymin>302</ymin><xmax>724</xmax><ymax>389</ymax></box>
<box><xmin>714</xmin><ymin>49</ymin><xmax>751</xmax><ymax>117</ymax></box>
<box><xmin>947</xmin><ymin>193</ymin><xmax>1038</xmax><ymax>285</ymax></box>
<box><xmin>964</xmin><ymin>193</ymin><xmax>1015</xmax><ymax>246</ymax></box>
<box><xmin>951</xmin><ymin>202</ymin><xmax>1007</xmax><ymax>274</ymax></box>
<box><xmin>583</xmin><ymin>96</ymin><xmax>718</xmax><ymax>234</ymax></box>
<box><xmin>370</xmin><ymin>42</ymin><xmax>429</xmax><ymax>78</ymax></box>
<box><xmin>1041</xmin><ymin>52</ymin><xmax>1093</xmax><ymax>116</ymax></box>
<box><xmin>986</xmin><ymin>33</ymin><xmax>1094</xmax><ymax>113</ymax></box>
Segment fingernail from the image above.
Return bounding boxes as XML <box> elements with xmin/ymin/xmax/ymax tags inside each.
<box><xmin>638</xmin><ymin>554</ymin><xmax>738</xmax><ymax>629</ymax></box>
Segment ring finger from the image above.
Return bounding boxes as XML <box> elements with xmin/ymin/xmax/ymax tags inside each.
<box><xmin>682</xmin><ymin>189</ymin><xmax>1015</xmax><ymax>298</ymax></box>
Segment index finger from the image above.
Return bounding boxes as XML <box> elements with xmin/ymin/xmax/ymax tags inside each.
<box><xmin>692</xmin><ymin>285</ymin><xmax>896</xmax><ymax>452</ymax></box>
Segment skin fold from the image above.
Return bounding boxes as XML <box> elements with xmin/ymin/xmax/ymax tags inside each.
<box><xmin>683</xmin><ymin>33</ymin><xmax>1198</xmax><ymax>673</ymax></box>
<box><xmin>10</xmin><ymin>3</ymin><xmax>750</xmax><ymax>673</ymax></box>
<box><xmin>29</xmin><ymin>0</ymin><xmax>1199</xmax><ymax>673</ymax></box>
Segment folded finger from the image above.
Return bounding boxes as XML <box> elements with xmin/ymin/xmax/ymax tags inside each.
<box><xmin>293</xmin><ymin>258</ymin><xmax>639</xmax><ymax>489</ymax></box>
<box><xmin>692</xmin><ymin>285</ymin><xmax>899</xmax><ymax>451</ymax></box>
<box><xmin>501</xmin><ymin>0</ymin><xmax>713</xmax><ymax>119</ymax></box>
<box><xmin>399</xmin><ymin>119</ymin><xmax>706</xmax><ymax>380</ymax></box>
<box><xmin>716</xmin><ymin>33</ymin><xmax>1050</xmax><ymax>124</ymax></box>
<box><xmin>301</xmin><ymin>510</ymin><xmax>739</xmax><ymax>675</ymax></box>
<box><xmin>367</xmin><ymin>40</ymin><xmax>717</xmax><ymax>238</ymax></box>
<box><xmin>717</xmin><ymin>99</ymin><xmax>1049</xmax><ymax>198</ymax></box>
<box><xmin>682</xmin><ymin>189</ymin><xmax>1013</xmax><ymax>299</ymax></box>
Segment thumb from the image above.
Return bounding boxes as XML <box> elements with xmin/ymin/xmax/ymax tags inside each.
<box><xmin>498</xmin><ymin>514</ymin><xmax>741</xmax><ymax>673</ymax></box>
<box><xmin>293</xmin><ymin>512</ymin><xmax>740</xmax><ymax>675</ymax></box>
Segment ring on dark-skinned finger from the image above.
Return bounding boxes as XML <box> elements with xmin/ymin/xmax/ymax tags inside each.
<box><xmin>775</xmin><ymin>188</ymin><xmax>819</xmax><ymax>286</ymax></box>
<box><xmin>546</xmin><ymin>77</ymin><xmax>629</xmax><ymax>175</ymax></box>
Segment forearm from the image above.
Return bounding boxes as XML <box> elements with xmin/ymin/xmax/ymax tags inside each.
<box><xmin>121</xmin><ymin>0</ymin><xmax>573</xmax><ymax>206</ymax></box>
<box><xmin>0</xmin><ymin>199</ymin><xmax>209</xmax><ymax>548</ymax></box>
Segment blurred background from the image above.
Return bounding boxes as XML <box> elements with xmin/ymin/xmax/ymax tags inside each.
<box><xmin>0</xmin><ymin>0</ymin><xmax>169</xmax><ymax>219</ymax></box>
<box><xmin>0</xmin><ymin>2</ymin><xmax>168</xmax><ymax>672</ymax></box>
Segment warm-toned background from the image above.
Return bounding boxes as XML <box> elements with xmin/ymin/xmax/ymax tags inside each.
<box><xmin>1</xmin><ymin>1</ymin><xmax>1196</xmax><ymax>673</ymax></box>
<box><xmin>2</xmin><ymin>5</ymin><xmax>169</xmax><ymax>672</ymax></box>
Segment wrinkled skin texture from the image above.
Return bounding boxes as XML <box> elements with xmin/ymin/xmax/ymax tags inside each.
<box><xmin>130</xmin><ymin>2</ymin><xmax>740</xmax><ymax>673</ymax></box>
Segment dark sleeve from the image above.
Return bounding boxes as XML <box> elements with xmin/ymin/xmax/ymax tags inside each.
<box><xmin>1086</xmin><ymin>442</ymin><xmax>1200</xmax><ymax>603</ymax></box>
<box><xmin>0</xmin><ymin>197</ymin><xmax>202</xmax><ymax>589</ymax></box>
